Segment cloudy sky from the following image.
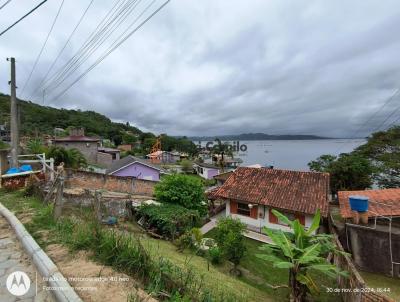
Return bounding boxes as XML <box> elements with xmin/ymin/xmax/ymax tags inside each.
<box><xmin>0</xmin><ymin>0</ymin><xmax>400</xmax><ymax>137</ymax></box>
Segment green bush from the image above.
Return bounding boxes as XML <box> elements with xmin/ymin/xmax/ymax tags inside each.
<box><xmin>209</xmin><ymin>246</ymin><xmax>223</xmax><ymax>265</ymax></box>
<box><xmin>137</xmin><ymin>204</ymin><xmax>201</xmax><ymax>239</ymax></box>
<box><xmin>154</xmin><ymin>174</ymin><xmax>207</xmax><ymax>215</ymax></box>
<box><xmin>214</xmin><ymin>217</ymin><xmax>247</xmax><ymax>275</ymax></box>
<box><xmin>175</xmin><ymin>228</ymin><xmax>203</xmax><ymax>252</ymax></box>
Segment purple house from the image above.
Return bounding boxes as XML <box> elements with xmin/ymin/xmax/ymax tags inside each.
<box><xmin>106</xmin><ymin>156</ymin><xmax>165</xmax><ymax>181</ymax></box>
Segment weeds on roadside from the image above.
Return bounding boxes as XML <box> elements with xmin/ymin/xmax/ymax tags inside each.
<box><xmin>0</xmin><ymin>190</ymin><xmax>241</xmax><ymax>301</ymax></box>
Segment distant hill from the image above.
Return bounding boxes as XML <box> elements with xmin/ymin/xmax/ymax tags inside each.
<box><xmin>0</xmin><ymin>93</ymin><xmax>142</xmax><ymax>140</ymax></box>
<box><xmin>188</xmin><ymin>133</ymin><xmax>331</xmax><ymax>141</ymax></box>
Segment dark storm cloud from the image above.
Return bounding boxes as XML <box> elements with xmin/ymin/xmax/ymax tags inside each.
<box><xmin>1</xmin><ymin>0</ymin><xmax>400</xmax><ymax>137</ymax></box>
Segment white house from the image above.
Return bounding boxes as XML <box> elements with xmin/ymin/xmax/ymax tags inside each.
<box><xmin>208</xmin><ymin>167</ymin><xmax>329</xmax><ymax>233</ymax></box>
<box><xmin>193</xmin><ymin>162</ymin><xmax>220</xmax><ymax>180</ymax></box>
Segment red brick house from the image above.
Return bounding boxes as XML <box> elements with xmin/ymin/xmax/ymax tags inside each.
<box><xmin>208</xmin><ymin>167</ymin><xmax>329</xmax><ymax>233</ymax></box>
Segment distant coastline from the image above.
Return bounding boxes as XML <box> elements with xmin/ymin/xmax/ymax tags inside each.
<box><xmin>187</xmin><ymin>133</ymin><xmax>333</xmax><ymax>141</ymax></box>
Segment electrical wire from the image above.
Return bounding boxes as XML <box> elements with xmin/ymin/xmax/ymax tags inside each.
<box><xmin>334</xmin><ymin>89</ymin><xmax>399</xmax><ymax>154</ymax></box>
<box><xmin>0</xmin><ymin>0</ymin><xmax>48</xmax><ymax>37</ymax></box>
<box><xmin>43</xmin><ymin>0</ymin><xmax>140</xmax><ymax>95</ymax></box>
<box><xmin>20</xmin><ymin>0</ymin><xmax>65</xmax><ymax>97</ymax></box>
<box><xmin>0</xmin><ymin>0</ymin><xmax>12</xmax><ymax>10</ymax></box>
<box><xmin>31</xmin><ymin>0</ymin><xmax>95</xmax><ymax>98</ymax></box>
<box><xmin>369</xmin><ymin>96</ymin><xmax>400</xmax><ymax>133</ymax></box>
<box><xmin>49</xmin><ymin>0</ymin><xmax>170</xmax><ymax>104</ymax></box>
<box><xmin>37</xmin><ymin>0</ymin><xmax>130</xmax><ymax>94</ymax></box>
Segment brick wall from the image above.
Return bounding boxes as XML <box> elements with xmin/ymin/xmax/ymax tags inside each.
<box><xmin>65</xmin><ymin>169</ymin><xmax>155</xmax><ymax>196</ymax></box>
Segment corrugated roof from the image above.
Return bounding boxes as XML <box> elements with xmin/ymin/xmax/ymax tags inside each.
<box><xmin>107</xmin><ymin>155</ymin><xmax>163</xmax><ymax>174</ymax></box>
<box><xmin>338</xmin><ymin>189</ymin><xmax>400</xmax><ymax>218</ymax></box>
<box><xmin>208</xmin><ymin>167</ymin><xmax>330</xmax><ymax>216</ymax></box>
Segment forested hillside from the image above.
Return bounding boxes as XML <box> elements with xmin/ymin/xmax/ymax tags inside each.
<box><xmin>0</xmin><ymin>93</ymin><xmax>198</xmax><ymax>154</ymax></box>
<box><xmin>0</xmin><ymin>93</ymin><xmax>142</xmax><ymax>140</ymax></box>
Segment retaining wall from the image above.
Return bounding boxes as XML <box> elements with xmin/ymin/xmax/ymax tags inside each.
<box><xmin>65</xmin><ymin>169</ymin><xmax>155</xmax><ymax>196</ymax></box>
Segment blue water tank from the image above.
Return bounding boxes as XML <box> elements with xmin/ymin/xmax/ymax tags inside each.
<box><xmin>349</xmin><ymin>195</ymin><xmax>369</xmax><ymax>212</ymax></box>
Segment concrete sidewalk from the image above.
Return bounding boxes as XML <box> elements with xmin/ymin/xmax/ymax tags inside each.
<box><xmin>0</xmin><ymin>216</ymin><xmax>55</xmax><ymax>302</ymax></box>
<box><xmin>201</xmin><ymin>213</ymin><xmax>274</xmax><ymax>245</ymax></box>
<box><xmin>244</xmin><ymin>230</ymin><xmax>274</xmax><ymax>244</ymax></box>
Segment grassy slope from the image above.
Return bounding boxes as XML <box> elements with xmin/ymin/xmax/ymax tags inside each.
<box><xmin>205</xmin><ymin>229</ymin><xmax>341</xmax><ymax>302</ymax></box>
<box><xmin>0</xmin><ymin>191</ymin><xmax>345</xmax><ymax>301</ymax></box>
<box><xmin>0</xmin><ymin>191</ymin><xmax>270</xmax><ymax>301</ymax></box>
<box><xmin>360</xmin><ymin>271</ymin><xmax>400</xmax><ymax>301</ymax></box>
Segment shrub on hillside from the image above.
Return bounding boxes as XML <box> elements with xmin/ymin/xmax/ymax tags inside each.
<box><xmin>137</xmin><ymin>204</ymin><xmax>201</xmax><ymax>239</ymax></box>
<box><xmin>214</xmin><ymin>217</ymin><xmax>247</xmax><ymax>275</ymax></box>
<box><xmin>154</xmin><ymin>174</ymin><xmax>207</xmax><ymax>215</ymax></box>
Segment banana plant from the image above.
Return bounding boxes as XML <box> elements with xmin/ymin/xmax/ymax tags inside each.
<box><xmin>257</xmin><ymin>209</ymin><xmax>348</xmax><ymax>302</ymax></box>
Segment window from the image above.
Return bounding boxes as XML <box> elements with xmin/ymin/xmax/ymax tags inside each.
<box><xmin>278</xmin><ymin>212</ymin><xmax>296</xmax><ymax>226</ymax></box>
<box><xmin>237</xmin><ymin>202</ymin><xmax>251</xmax><ymax>216</ymax></box>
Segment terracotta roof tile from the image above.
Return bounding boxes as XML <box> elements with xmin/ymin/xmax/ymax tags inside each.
<box><xmin>338</xmin><ymin>189</ymin><xmax>400</xmax><ymax>218</ymax></box>
<box><xmin>208</xmin><ymin>167</ymin><xmax>329</xmax><ymax>216</ymax></box>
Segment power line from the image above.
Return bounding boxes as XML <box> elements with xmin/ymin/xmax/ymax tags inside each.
<box><xmin>49</xmin><ymin>0</ymin><xmax>170</xmax><ymax>104</ymax></box>
<box><xmin>0</xmin><ymin>0</ymin><xmax>12</xmax><ymax>10</ymax></box>
<box><xmin>334</xmin><ymin>89</ymin><xmax>399</xmax><ymax>154</ymax></box>
<box><xmin>37</xmin><ymin>0</ymin><xmax>130</xmax><ymax>94</ymax></box>
<box><xmin>20</xmin><ymin>0</ymin><xmax>65</xmax><ymax>97</ymax></box>
<box><xmin>0</xmin><ymin>0</ymin><xmax>48</xmax><ymax>37</ymax></box>
<box><xmin>30</xmin><ymin>0</ymin><xmax>95</xmax><ymax>99</ymax></box>
<box><xmin>369</xmin><ymin>94</ymin><xmax>400</xmax><ymax>133</ymax></box>
<box><xmin>43</xmin><ymin>0</ymin><xmax>141</xmax><ymax>95</ymax></box>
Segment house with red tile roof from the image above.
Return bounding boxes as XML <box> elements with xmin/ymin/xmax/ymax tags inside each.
<box><xmin>208</xmin><ymin>167</ymin><xmax>330</xmax><ymax>233</ymax></box>
<box><xmin>338</xmin><ymin>188</ymin><xmax>400</xmax><ymax>219</ymax></box>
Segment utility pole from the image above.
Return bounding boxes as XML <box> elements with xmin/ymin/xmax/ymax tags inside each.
<box><xmin>8</xmin><ymin>57</ymin><xmax>19</xmax><ymax>168</ymax></box>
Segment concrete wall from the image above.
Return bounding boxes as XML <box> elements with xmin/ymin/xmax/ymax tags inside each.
<box><xmin>226</xmin><ymin>201</ymin><xmax>314</xmax><ymax>233</ymax></box>
<box><xmin>347</xmin><ymin>223</ymin><xmax>400</xmax><ymax>277</ymax></box>
<box><xmin>195</xmin><ymin>165</ymin><xmax>219</xmax><ymax>179</ymax></box>
<box><xmin>112</xmin><ymin>162</ymin><xmax>160</xmax><ymax>181</ymax></box>
<box><xmin>55</xmin><ymin>141</ymin><xmax>98</xmax><ymax>163</ymax></box>
<box><xmin>65</xmin><ymin>170</ymin><xmax>156</xmax><ymax>196</ymax></box>
<box><xmin>96</xmin><ymin>152</ymin><xmax>113</xmax><ymax>168</ymax></box>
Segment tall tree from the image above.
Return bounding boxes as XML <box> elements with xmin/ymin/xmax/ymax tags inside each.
<box><xmin>355</xmin><ymin>126</ymin><xmax>400</xmax><ymax>188</ymax></box>
<box><xmin>214</xmin><ymin>217</ymin><xmax>247</xmax><ymax>276</ymax></box>
<box><xmin>308</xmin><ymin>153</ymin><xmax>373</xmax><ymax>193</ymax></box>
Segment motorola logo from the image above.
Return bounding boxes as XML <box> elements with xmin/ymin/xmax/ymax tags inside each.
<box><xmin>6</xmin><ymin>271</ymin><xmax>31</xmax><ymax>296</ymax></box>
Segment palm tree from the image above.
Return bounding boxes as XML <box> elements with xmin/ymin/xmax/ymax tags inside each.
<box><xmin>257</xmin><ymin>209</ymin><xmax>347</xmax><ymax>302</ymax></box>
<box><xmin>211</xmin><ymin>139</ymin><xmax>234</xmax><ymax>172</ymax></box>
<box><xmin>26</xmin><ymin>139</ymin><xmax>46</xmax><ymax>154</ymax></box>
<box><xmin>46</xmin><ymin>146</ymin><xmax>87</xmax><ymax>169</ymax></box>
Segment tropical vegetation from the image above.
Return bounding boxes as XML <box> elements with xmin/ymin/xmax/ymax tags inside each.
<box><xmin>257</xmin><ymin>209</ymin><xmax>347</xmax><ymax>302</ymax></box>
<box><xmin>214</xmin><ymin>217</ymin><xmax>247</xmax><ymax>275</ymax></box>
<box><xmin>308</xmin><ymin>126</ymin><xmax>400</xmax><ymax>191</ymax></box>
<box><xmin>154</xmin><ymin>174</ymin><xmax>207</xmax><ymax>215</ymax></box>
<box><xmin>136</xmin><ymin>203</ymin><xmax>201</xmax><ymax>239</ymax></box>
<box><xmin>0</xmin><ymin>93</ymin><xmax>198</xmax><ymax>156</ymax></box>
